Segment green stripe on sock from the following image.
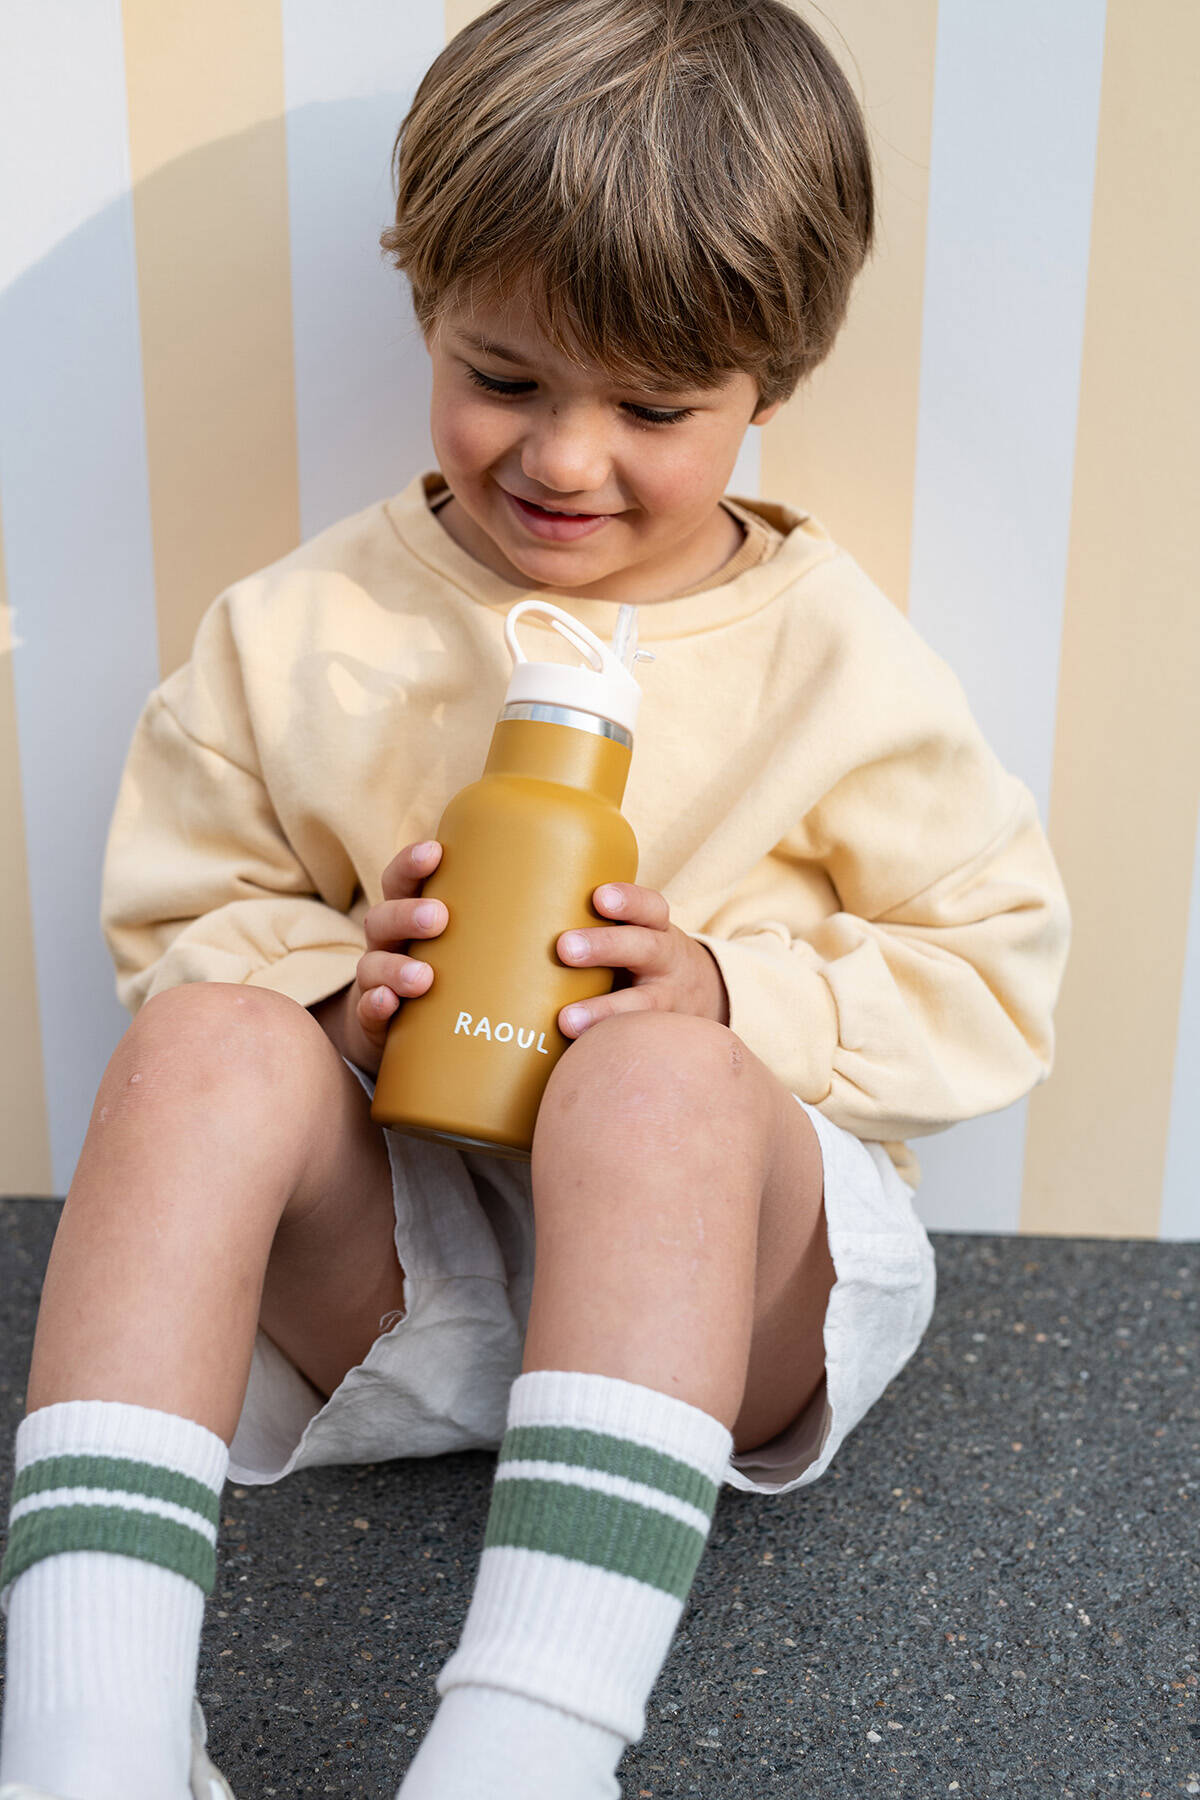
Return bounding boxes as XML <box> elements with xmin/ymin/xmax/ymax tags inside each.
<box><xmin>0</xmin><ymin>1502</ymin><xmax>216</xmax><ymax>1595</ymax></box>
<box><xmin>500</xmin><ymin>1425</ymin><xmax>718</xmax><ymax>1515</ymax></box>
<box><xmin>484</xmin><ymin>1474</ymin><xmax>708</xmax><ymax>1600</ymax></box>
<box><xmin>11</xmin><ymin>1454</ymin><xmax>220</xmax><ymax>1525</ymax></box>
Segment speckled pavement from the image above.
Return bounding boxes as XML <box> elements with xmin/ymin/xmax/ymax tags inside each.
<box><xmin>0</xmin><ymin>1198</ymin><xmax>1196</xmax><ymax>1798</ymax></box>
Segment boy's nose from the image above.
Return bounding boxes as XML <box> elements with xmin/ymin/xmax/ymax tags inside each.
<box><xmin>519</xmin><ymin>417</ymin><xmax>611</xmax><ymax>500</ymax></box>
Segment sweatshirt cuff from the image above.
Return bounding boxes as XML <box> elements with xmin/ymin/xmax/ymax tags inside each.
<box><xmin>690</xmin><ymin>931</ymin><xmax>839</xmax><ymax>1102</ymax></box>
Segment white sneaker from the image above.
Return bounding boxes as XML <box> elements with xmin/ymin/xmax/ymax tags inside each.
<box><xmin>187</xmin><ymin>1695</ymin><xmax>237</xmax><ymax>1800</ymax></box>
<box><xmin>0</xmin><ymin>1694</ymin><xmax>236</xmax><ymax>1800</ymax></box>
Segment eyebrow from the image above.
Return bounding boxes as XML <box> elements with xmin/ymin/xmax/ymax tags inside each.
<box><xmin>460</xmin><ymin>332</ymin><xmax>529</xmax><ymax>365</ymax></box>
<box><xmin>455</xmin><ymin>330</ymin><xmax>710</xmax><ymax>397</ymax></box>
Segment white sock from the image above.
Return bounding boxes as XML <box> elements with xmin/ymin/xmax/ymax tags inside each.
<box><xmin>0</xmin><ymin>1398</ymin><xmax>228</xmax><ymax>1800</ymax></box>
<box><xmin>396</xmin><ymin>1369</ymin><xmax>732</xmax><ymax>1800</ymax></box>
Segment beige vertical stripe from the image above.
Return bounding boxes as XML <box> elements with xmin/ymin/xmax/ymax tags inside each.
<box><xmin>760</xmin><ymin>1</ymin><xmax>938</xmax><ymax>614</ymax></box>
<box><xmin>1021</xmin><ymin>0</ymin><xmax>1200</xmax><ymax>1238</ymax></box>
<box><xmin>0</xmin><ymin>512</ymin><xmax>54</xmax><ymax>1195</ymax></box>
<box><xmin>444</xmin><ymin>0</ymin><xmax>489</xmax><ymax>40</ymax></box>
<box><xmin>122</xmin><ymin>0</ymin><xmax>300</xmax><ymax>680</ymax></box>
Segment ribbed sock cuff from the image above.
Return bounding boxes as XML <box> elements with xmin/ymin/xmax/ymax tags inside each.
<box><xmin>436</xmin><ymin>1371</ymin><xmax>731</xmax><ymax>1742</ymax></box>
<box><xmin>1</xmin><ymin>1399</ymin><xmax>229</xmax><ymax>1612</ymax></box>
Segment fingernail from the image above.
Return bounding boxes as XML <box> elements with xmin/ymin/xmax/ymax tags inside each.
<box><xmin>562</xmin><ymin>932</ymin><xmax>588</xmax><ymax>959</ymax></box>
<box><xmin>562</xmin><ymin>1006</ymin><xmax>589</xmax><ymax>1032</ymax></box>
<box><xmin>599</xmin><ymin>886</ymin><xmax>623</xmax><ymax>910</ymax></box>
<box><xmin>414</xmin><ymin>841</ymin><xmax>436</xmax><ymax>858</ymax></box>
<box><xmin>414</xmin><ymin>901</ymin><xmax>440</xmax><ymax>927</ymax></box>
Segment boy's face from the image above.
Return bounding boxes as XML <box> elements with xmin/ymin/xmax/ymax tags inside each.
<box><xmin>424</xmin><ymin>285</ymin><xmax>782</xmax><ymax>602</ymax></box>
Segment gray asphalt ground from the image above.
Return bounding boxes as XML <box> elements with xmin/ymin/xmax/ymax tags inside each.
<box><xmin>0</xmin><ymin>1197</ymin><xmax>1196</xmax><ymax>1799</ymax></box>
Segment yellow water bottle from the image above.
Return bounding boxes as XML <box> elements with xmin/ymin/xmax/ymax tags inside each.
<box><xmin>370</xmin><ymin>599</ymin><xmax>652</xmax><ymax>1158</ymax></box>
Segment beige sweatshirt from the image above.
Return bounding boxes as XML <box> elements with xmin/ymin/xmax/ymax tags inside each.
<box><xmin>100</xmin><ymin>470</ymin><xmax>1072</xmax><ymax>1189</ymax></box>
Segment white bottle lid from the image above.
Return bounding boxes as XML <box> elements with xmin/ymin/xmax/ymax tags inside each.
<box><xmin>502</xmin><ymin>599</ymin><xmax>652</xmax><ymax>736</ymax></box>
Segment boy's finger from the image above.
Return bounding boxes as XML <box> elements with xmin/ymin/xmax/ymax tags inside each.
<box><xmin>360</xmin><ymin>984</ymin><xmax>400</xmax><ymax>1021</ymax></box>
<box><xmin>381</xmin><ymin>839</ymin><xmax>442</xmax><ymax>901</ymax></box>
<box><xmin>559</xmin><ymin>985</ymin><xmax>657</xmax><ymax>1038</ymax></box>
<box><xmin>557</xmin><ymin>924</ymin><xmax>663</xmax><ymax>970</ymax></box>
<box><xmin>364</xmin><ymin>894</ymin><xmax>447</xmax><ymax>948</ymax></box>
<box><xmin>357</xmin><ymin>948</ymin><xmax>434</xmax><ymax>996</ymax></box>
<box><xmin>594</xmin><ymin>883</ymin><xmax>670</xmax><ymax>929</ymax></box>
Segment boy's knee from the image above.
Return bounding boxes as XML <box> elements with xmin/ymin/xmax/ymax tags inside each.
<box><xmin>112</xmin><ymin>981</ymin><xmax>331</xmax><ymax>1101</ymax></box>
<box><xmin>542</xmin><ymin>1008</ymin><xmax>761</xmax><ymax>1125</ymax></box>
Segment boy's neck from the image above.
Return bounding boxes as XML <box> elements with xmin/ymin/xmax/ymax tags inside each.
<box><xmin>433</xmin><ymin>493</ymin><xmax>746</xmax><ymax>603</ymax></box>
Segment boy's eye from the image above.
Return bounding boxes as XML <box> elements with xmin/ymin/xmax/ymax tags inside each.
<box><xmin>465</xmin><ymin>365</ymin><xmax>694</xmax><ymax>427</ymax></box>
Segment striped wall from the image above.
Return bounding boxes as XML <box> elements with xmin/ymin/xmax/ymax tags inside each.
<box><xmin>0</xmin><ymin>1</ymin><xmax>1195</xmax><ymax>1238</ymax></box>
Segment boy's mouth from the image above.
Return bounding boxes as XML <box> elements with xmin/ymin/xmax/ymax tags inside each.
<box><xmin>502</xmin><ymin>488</ymin><xmax>614</xmax><ymax>542</ymax></box>
<box><xmin>508</xmin><ymin>490</ymin><xmax>600</xmax><ymax>516</ymax></box>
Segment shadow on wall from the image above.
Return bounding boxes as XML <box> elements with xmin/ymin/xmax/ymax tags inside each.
<box><xmin>0</xmin><ymin>102</ymin><xmax>435</xmax><ymax>1195</ymax></box>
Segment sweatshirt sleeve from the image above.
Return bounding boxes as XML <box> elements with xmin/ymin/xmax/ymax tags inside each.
<box><xmin>691</xmin><ymin>755</ymin><xmax>1072</xmax><ymax>1148</ymax></box>
<box><xmin>101</xmin><ymin>609</ymin><xmax>366</xmax><ymax>1017</ymax></box>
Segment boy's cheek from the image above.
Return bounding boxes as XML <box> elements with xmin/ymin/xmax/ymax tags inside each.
<box><xmin>431</xmin><ymin>399</ymin><xmax>511</xmax><ymax>477</ymax></box>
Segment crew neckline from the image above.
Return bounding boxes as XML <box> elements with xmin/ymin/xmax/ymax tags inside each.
<box><xmin>384</xmin><ymin>469</ymin><xmax>838</xmax><ymax>641</ymax></box>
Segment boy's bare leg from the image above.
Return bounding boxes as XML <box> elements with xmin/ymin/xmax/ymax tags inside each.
<box><xmin>24</xmin><ymin>979</ymin><xmax>405</xmax><ymax>1444</ymax></box>
<box><xmin>523</xmin><ymin>1008</ymin><xmax>833</xmax><ymax>1446</ymax></box>
<box><xmin>3</xmin><ymin>981</ymin><xmax>404</xmax><ymax>1799</ymax></box>
<box><xmin>397</xmin><ymin>1010</ymin><xmax>832</xmax><ymax>1800</ymax></box>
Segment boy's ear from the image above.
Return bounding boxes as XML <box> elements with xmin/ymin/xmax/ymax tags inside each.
<box><xmin>750</xmin><ymin>398</ymin><xmax>783</xmax><ymax>427</ymax></box>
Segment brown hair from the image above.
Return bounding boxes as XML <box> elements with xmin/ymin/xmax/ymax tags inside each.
<box><xmin>381</xmin><ymin>0</ymin><xmax>874</xmax><ymax>411</ymax></box>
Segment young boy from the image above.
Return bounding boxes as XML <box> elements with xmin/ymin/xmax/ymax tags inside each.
<box><xmin>0</xmin><ymin>1</ymin><xmax>1071</xmax><ymax>1796</ymax></box>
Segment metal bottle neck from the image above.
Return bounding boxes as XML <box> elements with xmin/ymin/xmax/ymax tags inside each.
<box><xmin>488</xmin><ymin>705</ymin><xmax>632</xmax><ymax>806</ymax></box>
<box><xmin>499</xmin><ymin>700</ymin><xmax>633</xmax><ymax>750</ymax></box>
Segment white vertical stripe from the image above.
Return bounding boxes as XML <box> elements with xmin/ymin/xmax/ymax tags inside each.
<box><xmin>1160</xmin><ymin>803</ymin><xmax>1200</xmax><ymax>1240</ymax></box>
<box><xmin>728</xmin><ymin>428</ymin><xmax>761</xmax><ymax>505</ymax></box>
<box><xmin>0</xmin><ymin>1</ymin><xmax>159</xmax><ymax>1193</ymax></box>
<box><xmin>904</xmin><ymin>0</ymin><xmax>1107</xmax><ymax>1234</ymax></box>
<box><xmin>280</xmin><ymin>2</ymin><xmax>444</xmax><ymax>538</ymax></box>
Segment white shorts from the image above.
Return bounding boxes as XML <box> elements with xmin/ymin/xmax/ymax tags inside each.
<box><xmin>228</xmin><ymin>1059</ymin><xmax>936</xmax><ymax>1498</ymax></box>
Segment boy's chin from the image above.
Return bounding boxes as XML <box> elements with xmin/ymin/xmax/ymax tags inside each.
<box><xmin>494</xmin><ymin>529</ymin><xmax>621</xmax><ymax>582</ymax></box>
<box><xmin>504</xmin><ymin>546</ymin><xmax>641</xmax><ymax>601</ymax></box>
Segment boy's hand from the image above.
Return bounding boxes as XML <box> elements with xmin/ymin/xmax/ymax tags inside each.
<box><xmin>555</xmin><ymin>883</ymin><xmax>730</xmax><ymax>1037</ymax></box>
<box><xmin>344</xmin><ymin>840</ymin><xmax>447</xmax><ymax>1075</ymax></box>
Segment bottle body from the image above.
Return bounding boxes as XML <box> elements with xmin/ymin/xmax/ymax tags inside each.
<box><xmin>370</xmin><ymin>706</ymin><xmax>638</xmax><ymax>1157</ymax></box>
